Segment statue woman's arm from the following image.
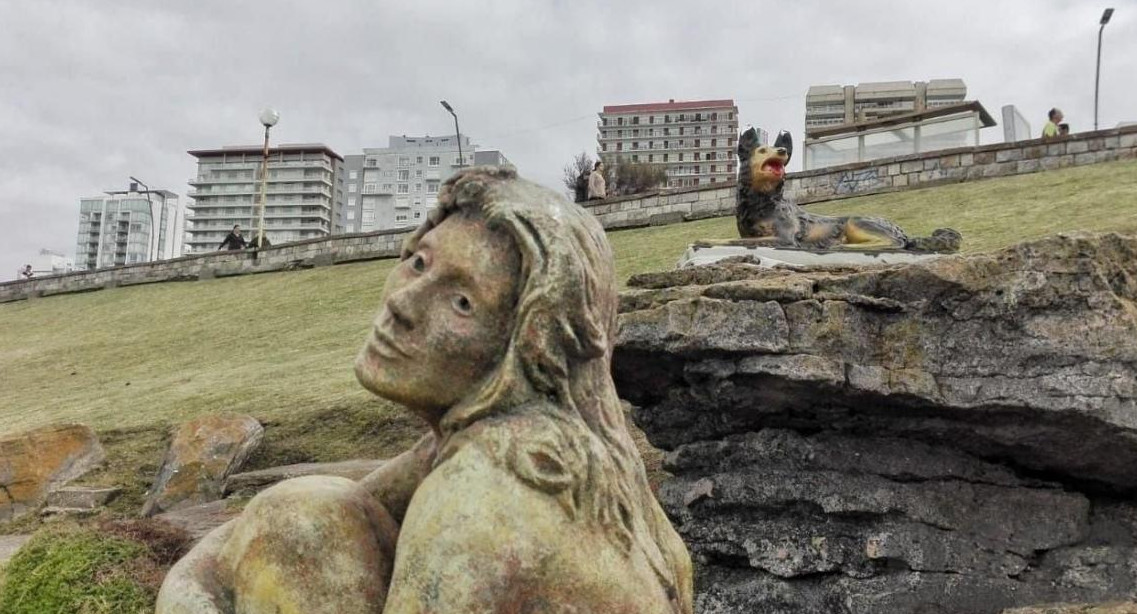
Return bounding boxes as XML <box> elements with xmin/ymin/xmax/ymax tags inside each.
<box><xmin>358</xmin><ymin>432</ymin><xmax>438</xmax><ymax>523</ymax></box>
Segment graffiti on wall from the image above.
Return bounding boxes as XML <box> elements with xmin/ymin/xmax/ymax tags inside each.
<box><xmin>834</xmin><ymin>168</ymin><xmax>885</xmax><ymax>195</ymax></box>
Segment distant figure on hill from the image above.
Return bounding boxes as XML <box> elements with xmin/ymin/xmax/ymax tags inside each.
<box><xmin>1042</xmin><ymin>108</ymin><xmax>1064</xmax><ymax>139</ymax></box>
<box><xmin>18</xmin><ymin>264</ymin><xmax>33</xmax><ymax>280</ymax></box>
<box><xmin>218</xmin><ymin>225</ymin><xmax>247</xmax><ymax>251</ymax></box>
<box><xmin>587</xmin><ymin>161</ymin><xmax>606</xmax><ymax>200</ymax></box>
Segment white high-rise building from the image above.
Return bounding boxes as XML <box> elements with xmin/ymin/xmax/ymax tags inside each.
<box><xmin>185</xmin><ymin>144</ymin><xmax>345</xmax><ymax>252</ymax></box>
<box><xmin>341</xmin><ymin>135</ymin><xmax>513</xmax><ymax>233</ymax></box>
<box><xmin>75</xmin><ymin>187</ymin><xmax>184</xmax><ymax>271</ymax></box>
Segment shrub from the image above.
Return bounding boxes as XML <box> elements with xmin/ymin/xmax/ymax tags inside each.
<box><xmin>0</xmin><ymin>520</ymin><xmax>190</xmax><ymax>614</ymax></box>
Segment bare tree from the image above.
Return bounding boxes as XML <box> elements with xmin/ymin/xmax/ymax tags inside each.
<box><xmin>610</xmin><ymin>159</ymin><xmax>668</xmax><ymax>196</ymax></box>
<box><xmin>562</xmin><ymin>152</ymin><xmax>594</xmax><ymax>202</ymax></box>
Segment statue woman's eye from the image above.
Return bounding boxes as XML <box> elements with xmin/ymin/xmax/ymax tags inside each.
<box><xmin>452</xmin><ymin>294</ymin><xmax>473</xmax><ymax>316</ymax></box>
<box><xmin>411</xmin><ymin>254</ymin><xmax>426</xmax><ymax>272</ymax></box>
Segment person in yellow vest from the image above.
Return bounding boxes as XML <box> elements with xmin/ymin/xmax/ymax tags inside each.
<box><xmin>1042</xmin><ymin>108</ymin><xmax>1064</xmax><ymax>139</ymax></box>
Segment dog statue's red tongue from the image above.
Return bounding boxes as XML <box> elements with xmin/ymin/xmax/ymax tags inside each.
<box><xmin>763</xmin><ymin>160</ymin><xmax>785</xmax><ymax>178</ymax></box>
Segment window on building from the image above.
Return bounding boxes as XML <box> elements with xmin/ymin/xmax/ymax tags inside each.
<box><xmin>383</xmin><ymin>183</ymin><xmax>393</xmax><ymax>191</ymax></box>
<box><xmin>678</xmin><ymin>127</ymin><xmax>685</xmax><ymax>136</ymax></box>
<box><xmin>415</xmin><ymin>170</ymin><xmax>423</xmax><ymax>178</ymax></box>
<box><xmin>601</xmin><ymin>143</ymin><xmax>608</xmax><ymax>152</ymax></box>
<box><xmin>663</xmin><ymin>153</ymin><xmax>669</xmax><ymax>162</ymax></box>
<box><xmin>632</xmin><ymin>116</ymin><xmax>640</xmax><ymax>125</ymax></box>
<box><xmin>347</xmin><ymin>209</ymin><xmax>356</xmax><ymax>220</ymax></box>
<box><xmin>664</xmin><ymin>115</ymin><xmax>671</xmax><ymax>123</ymax></box>
<box><xmin>711</xmin><ymin>139</ymin><xmax>717</xmax><ymax>147</ymax></box>
<box><xmin>415</xmin><ymin>211</ymin><xmax>421</xmax><ymax>219</ymax></box>
<box><xmin>694</xmin><ymin>139</ymin><xmax>701</xmax><ymax>148</ymax></box>
<box><xmin>363</xmin><ymin>183</ymin><xmax>377</xmax><ymax>193</ymax></box>
<box><xmin>617</xmin><ymin>142</ymin><xmax>623</xmax><ymax>151</ymax></box>
<box><xmin>414</xmin><ymin>183</ymin><xmax>422</xmax><ymax>192</ymax></box>
<box><xmin>694</xmin><ymin>152</ymin><xmax>701</xmax><ymax>161</ymax></box>
<box><xmin>349</xmin><ymin>170</ymin><xmax>358</xmax><ymax>179</ymax></box>
<box><xmin>617</xmin><ymin>117</ymin><xmax>624</xmax><ymax>126</ymax></box>
<box><xmin>396</xmin><ymin>213</ymin><xmax>408</xmax><ymax>222</ymax></box>
<box><xmin>632</xmin><ymin>154</ymin><xmax>639</xmax><ymax>162</ymax></box>
<box><xmin>711</xmin><ymin>112</ymin><xmax>718</xmax><ymax>121</ymax></box>
<box><xmin>398</xmin><ymin>170</ymin><xmax>410</xmax><ymax>181</ymax></box>
<box><xmin>633</xmin><ymin>129</ymin><xmax>639</xmax><ymax>137</ymax></box>
<box><xmin>348</xmin><ymin>183</ymin><xmax>358</xmax><ymax>193</ymax></box>
<box><xmin>632</xmin><ymin>142</ymin><xmax>639</xmax><ymax>150</ymax></box>
<box><xmin>416</xmin><ymin>156</ymin><xmax>423</xmax><ymax>164</ymax></box>
<box><xmin>664</xmin><ymin>127</ymin><xmax>670</xmax><ymax>136</ymax></box>
<box><xmin>398</xmin><ymin>156</ymin><xmax>411</xmax><ymax>167</ymax></box>
<box><xmin>366</xmin><ymin>158</ymin><xmax>378</xmax><ymax>167</ymax></box>
<box><xmin>695</xmin><ymin>166</ymin><xmax>701</xmax><ymax>174</ymax></box>
<box><xmin>602</xmin><ymin>118</ymin><xmax>608</xmax><ymax>126</ymax></box>
<box><xmin>398</xmin><ymin>184</ymin><xmax>409</xmax><ymax>194</ymax></box>
<box><xmin>429</xmin><ymin>156</ymin><xmax>440</xmax><ymax>166</ymax></box>
<box><xmin>728</xmin><ymin>112</ymin><xmax>734</xmax><ymax>120</ymax></box>
<box><xmin>362</xmin><ymin>210</ymin><xmax>376</xmax><ymax>223</ymax></box>
<box><xmin>648</xmin><ymin>154</ymin><xmax>654</xmax><ymax>162</ymax></box>
<box><xmin>679</xmin><ymin>153</ymin><xmax>684</xmax><ymax>161</ymax></box>
<box><xmin>649</xmin><ymin>116</ymin><xmax>655</xmax><ymax>124</ymax></box>
<box><xmin>692</xmin><ymin>178</ymin><xmax>700</xmax><ymax>186</ymax></box>
<box><xmin>710</xmin><ymin>177</ymin><xmax>716</xmax><ymax>184</ymax></box>
<box><xmin>426</xmin><ymin>182</ymin><xmax>439</xmax><ymax>193</ymax></box>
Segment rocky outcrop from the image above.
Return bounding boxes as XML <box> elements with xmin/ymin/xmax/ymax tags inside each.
<box><xmin>614</xmin><ymin>234</ymin><xmax>1137</xmax><ymax>613</ymax></box>
<box><xmin>142</xmin><ymin>415</ymin><xmax>264</xmax><ymax>517</ymax></box>
<box><xmin>0</xmin><ymin>424</ymin><xmax>105</xmax><ymax>521</ymax></box>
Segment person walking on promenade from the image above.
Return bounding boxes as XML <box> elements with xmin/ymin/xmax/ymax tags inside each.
<box><xmin>219</xmin><ymin>225</ymin><xmax>247</xmax><ymax>251</ymax></box>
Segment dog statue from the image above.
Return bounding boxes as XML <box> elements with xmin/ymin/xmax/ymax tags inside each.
<box><xmin>734</xmin><ymin>127</ymin><xmax>960</xmax><ymax>252</ymax></box>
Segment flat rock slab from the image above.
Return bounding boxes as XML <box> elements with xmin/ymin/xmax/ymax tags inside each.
<box><xmin>615</xmin><ymin>233</ymin><xmax>1137</xmax><ymax>613</ymax></box>
<box><xmin>142</xmin><ymin>415</ymin><xmax>264</xmax><ymax>517</ymax></box>
<box><xmin>224</xmin><ymin>459</ymin><xmax>385</xmax><ymax>497</ymax></box>
<box><xmin>0</xmin><ymin>424</ymin><xmax>105</xmax><ymax>522</ymax></box>
<box><xmin>0</xmin><ymin>534</ymin><xmax>32</xmax><ymax>566</ymax></box>
<box><xmin>676</xmin><ymin>243</ymin><xmax>943</xmax><ymax>269</ymax></box>
<box><xmin>154</xmin><ymin>500</ymin><xmax>240</xmax><ymax>541</ymax></box>
<box><xmin>46</xmin><ymin>485</ymin><xmax>121</xmax><ymax>510</ymax></box>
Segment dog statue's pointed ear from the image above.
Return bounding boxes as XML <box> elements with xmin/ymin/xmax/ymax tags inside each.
<box><xmin>774</xmin><ymin>131</ymin><xmax>793</xmax><ymax>164</ymax></box>
<box><xmin>738</xmin><ymin>127</ymin><xmax>760</xmax><ymax>159</ymax></box>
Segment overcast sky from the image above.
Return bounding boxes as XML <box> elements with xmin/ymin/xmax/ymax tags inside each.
<box><xmin>1</xmin><ymin>0</ymin><xmax>1133</xmax><ymax>277</ymax></box>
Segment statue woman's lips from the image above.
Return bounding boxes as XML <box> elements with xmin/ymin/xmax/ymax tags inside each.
<box><xmin>369</xmin><ymin>328</ymin><xmax>411</xmax><ymax>360</ymax></box>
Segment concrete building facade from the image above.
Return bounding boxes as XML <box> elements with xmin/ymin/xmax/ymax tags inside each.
<box><xmin>597</xmin><ymin>99</ymin><xmax>740</xmax><ymax>188</ymax></box>
<box><xmin>806</xmin><ymin>79</ymin><xmax>967</xmax><ymax>132</ymax></box>
<box><xmin>185</xmin><ymin>144</ymin><xmax>345</xmax><ymax>253</ymax></box>
<box><xmin>341</xmin><ymin>135</ymin><xmax>513</xmax><ymax>233</ymax></box>
<box><xmin>75</xmin><ymin>187</ymin><xmax>184</xmax><ymax>271</ymax></box>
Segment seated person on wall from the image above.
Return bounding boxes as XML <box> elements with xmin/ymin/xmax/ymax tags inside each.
<box><xmin>156</xmin><ymin>166</ymin><xmax>694</xmax><ymax>614</ymax></box>
<box><xmin>1042</xmin><ymin>108</ymin><xmax>1064</xmax><ymax>139</ymax></box>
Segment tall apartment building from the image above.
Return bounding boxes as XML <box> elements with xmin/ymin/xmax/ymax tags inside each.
<box><xmin>340</xmin><ymin>135</ymin><xmax>513</xmax><ymax>233</ymax></box>
<box><xmin>597</xmin><ymin>99</ymin><xmax>740</xmax><ymax>189</ymax></box>
<box><xmin>185</xmin><ymin>144</ymin><xmax>345</xmax><ymax>252</ymax></box>
<box><xmin>75</xmin><ymin>186</ymin><xmax>184</xmax><ymax>271</ymax></box>
<box><xmin>805</xmin><ymin>79</ymin><xmax>967</xmax><ymax>132</ymax></box>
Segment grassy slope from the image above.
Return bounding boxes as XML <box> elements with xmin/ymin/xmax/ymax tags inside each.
<box><xmin>0</xmin><ymin>159</ymin><xmax>1135</xmax><ymax>519</ymax></box>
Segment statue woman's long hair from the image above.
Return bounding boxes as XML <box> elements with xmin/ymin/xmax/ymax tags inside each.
<box><xmin>402</xmin><ymin>167</ymin><xmax>691</xmax><ymax>610</ymax></box>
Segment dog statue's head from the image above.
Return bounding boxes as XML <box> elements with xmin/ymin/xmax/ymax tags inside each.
<box><xmin>739</xmin><ymin>128</ymin><xmax>792</xmax><ymax>195</ymax></box>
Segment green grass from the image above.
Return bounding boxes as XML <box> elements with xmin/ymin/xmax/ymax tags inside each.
<box><xmin>0</xmin><ymin>158</ymin><xmax>1135</xmax><ymax>528</ymax></box>
<box><xmin>0</xmin><ymin>526</ymin><xmax>156</xmax><ymax>613</ymax></box>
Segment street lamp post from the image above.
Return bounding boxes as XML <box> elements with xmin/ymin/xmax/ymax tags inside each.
<box><xmin>256</xmin><ymin>108</ymin><xmax>280</xmax><ymax>249</ymax></box>
<box><xmin>1094</xmin><ymin>8</ymin><xmax>1114</xmax><ymax>131</ymax></box>
<box><xmin>440</xmin><ymin>100</ymin><xmax>463</xmax><ymax>167</ymax></box>
<box><xmin>128</xmin><ymin>176</ymin><xmax>157</xmax><ymax>261</ymax></box>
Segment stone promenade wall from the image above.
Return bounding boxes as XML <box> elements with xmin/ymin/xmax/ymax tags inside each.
<box><xmin>0</xmin><ymin>227</ymin><xmax>413</xmax><ymax>304</ymax></box>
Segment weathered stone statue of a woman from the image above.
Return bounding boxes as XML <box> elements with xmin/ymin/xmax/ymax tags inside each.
<box><xmin>157</xmin><ymin>167</ymin><xmax>693</xmax><ymax>613</ymax></box>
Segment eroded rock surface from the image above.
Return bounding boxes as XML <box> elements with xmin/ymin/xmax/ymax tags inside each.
<box><xmin>0</xmin><ymin>423</ymin><xmax>105</xmax><ymax>521</ymax></box>
<box><xmin>614</xmin><ymin>233</ymin><xmax>1137</xmax><ymax>613</ymax></box>
<box><xmin>142</xmin><ymin>415</ymin><xmax>263</xmax><ymax>517</ymax></box>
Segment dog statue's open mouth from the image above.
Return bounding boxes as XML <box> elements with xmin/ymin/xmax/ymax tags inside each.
<box><xmin>760</xmin><ymin>159</ymin><xmax>785</xmax><ymax>179</ymax></box>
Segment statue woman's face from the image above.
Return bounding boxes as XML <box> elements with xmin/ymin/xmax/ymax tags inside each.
<box><xmin>354</xmin><ymin>213</ymin><xmax>520</xmax><ymax>424</ymax></box>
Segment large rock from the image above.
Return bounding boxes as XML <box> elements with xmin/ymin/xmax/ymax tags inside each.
<box><xmin>142</xmin><ymin>415</ymin><xmax>263</xmax><ymax>517</ymax></box>
<box><xmin>614</xmin><ymin>234</ymin><xmax>1137</xmax><ymax>613</ymax></box>
<box><xmin>0</xmin><ymin>423</ymin><xmax>105</xmax><ymax>521</ymax></box>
